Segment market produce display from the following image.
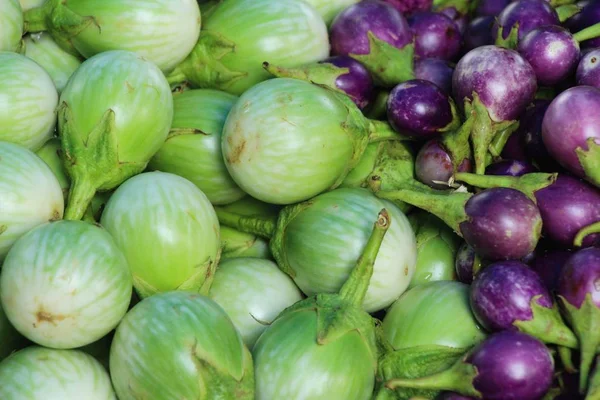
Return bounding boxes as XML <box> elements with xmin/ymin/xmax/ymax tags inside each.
<box><xmin>2</xmin><ymin>0</ymin><xmax>600</xmax><ymax>399</ymax></box>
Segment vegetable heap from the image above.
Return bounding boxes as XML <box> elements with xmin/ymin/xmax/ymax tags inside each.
<box><xmin>2</xmin><ymin>0</ymin><xmax>600</xmax><ymax>399</ymax></box>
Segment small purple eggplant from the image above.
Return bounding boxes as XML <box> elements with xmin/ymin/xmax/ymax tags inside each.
<box><xmin>485</xmin><ymin>159</ymin><xmax>537</xmax><ymax>176</ymax></box>
<box><xmin>463</xmin><ymin>17</ymin><xmax>495</xmax><ymax>53</ymax></box>
<box><xmin>262</xmin><ymin>56</ymin><xmax>374</xmax><ymax>111</ymax></box>
<box><xmin>470</xmin><ymin>260</ymin><xmax>577</xmax><ymax>348</ymax></box>
<box><xmin>408</xmin><ymin>11</ymin><xmax>462</xmax><ymax>61</ymax></box>
<box><xmin>382</xmin><ymin>0</ymin><xmax>432</xmax><ymax>15</ymax></box>
<box><xmin>530</xmin><ymin>249</ymin><xmax>573</xmax><ymax>292</ymax></box>
<box><xmin>542</xmin><ymin>85</ymin><xmax>600</xmax><ymax>188</ymax></box>
<box><xmin>387</xmin><ymin>79</ymin><xmax>460</xmax><ymax>140</ymax></box>
<box><xmin>517</xmin><ymin>26</ymin><xmax>581</xmax><ymax>86</ymax></box>
<box><xmin>577</xmin><ymin>49</ymin><xmax>600</xmax><ymax>88</ymax></box>
<box><xmin>493</xmin><ymin>0</ymin><xmax>560</xmax><ymax>46</ymax></box>
<box><xmin>373</xmin><ymin>185</ymin><xmax>543</xmax><ymax>261</ymax></box>
<box><xmin>439</xmin><ymin>7</ymin><xmax>468</xmax><ymax>35</ymax></box>
<box><xmin>519</xmin><ymin>99</ymin><xmax>561</xmax><ymax>172</ymax></box>
<box><xmin>453</xmin><ymin>46</ymin><xmax>537</xmax><ymax>174</ymax></box>
<box><xmin>476</xmin><ymin>0</ymin><xmax>510</xmax><ymax>17</ymax></box>
<box><xmin>414</xmin><ymin>58</ymin><xmax>454</xmax><ymax>94</ymax></box>
<box><xmin>453</xmin><ymin>172</ymin><xmax>600</xmax><ymax>248</ymax></box>
<box><xmin>330</xmin><ymin>0</ymin><xmax>415</xmax><ymax>87</ymax></box>
<box><xmin>384</xmin><ymin>331</ymin><xmax>555</xmax><ymax>400</ymax></box>
<box><xmin>454</xmin><ymin>242</ymin><xmax>484</xmax><ymax>284</ymax></box>
<box><xmin>565</xmin><ymin>0</ymin><xmax>600</xmax><ymax>49</ymax></box>
<box><xmin>557</xmin><ymin>247</ymin><xmax>600</xmax><ymax>392</ymax></box>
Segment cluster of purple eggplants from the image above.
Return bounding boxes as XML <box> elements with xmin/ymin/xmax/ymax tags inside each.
<box><xmin>257</xmin><ymin>0</ymin><xmax>600</xmax><ymax>399</ymax></box>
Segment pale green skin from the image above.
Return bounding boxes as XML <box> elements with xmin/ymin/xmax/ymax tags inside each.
<box><xmin>19</xmin><ymin>0</ymin><xmax>44</xmax><ymax>11</ymax></box>
<box><xmin>35</xmin><ymin>0</ymin><xmax>201</xmax><ymax>73</ymax></box>
<box><xmin>35</xmin><ymin>137</ymin><xmax>69</xmax><ymax>197</ymax></box>
<box><xmin>253</xmin><ymin>309</ymin><xmax>374</xmax><ymax>400</ymax></box>
<box><xmin>0</xmin><ymin>142</ymin><xmax>64</xmax><ymax>262</ymax></box>
<box><xmin>110</xmin><ymin>291</ymin><xmax>254</xmax><ymax>400</ymax></box>
<box><xmin>303</xmin><ymin>0</ymin><xmax>360</xmax><ymax>25</ymax></box>
<box><xmin>222</xmin><ymin>78</ymin><xmax>359</xmax><ymax>205</ymax></box>
<box><xmin>149</xmin><ymin>89</ymin><xmax>245</xmax><ymax>205</ymax></box>
<box><xmin>0</xmin><ymin>297</ymin><xmax>26</xmax><ymax>362</ymax></box>
<box><xmin>197</xmin><ymin>0</ymin><xmax>329</xmax><ymax>95</ymax></box>
<box><xmin>100</xmin><ymin>172</ymin><xmax>220</xmax><ymax>298</ymax></box>
<box><xmin>0</xmin><ymin>220</ymin><xmax>132</xmax><ymax>349</ymax></box>
<box><xmin>281</xmin><ymin>188</ymin><xmax>417</xmax><ymax>312</ymax></box>
<box><xmin>0</xmin><ymin>52</ymin><xmax>58</xmax><ymax>150</ymax></box>
<box><xmin>209</xmin><ymin>258</ymin><xmax>303</xmax><ymax>348</ymax></box>
<box><xmin>382</xmin><ymin>281</ymin><xmax>487</xmax><ymax>350</ymax></box>
<box><xmin>0</xmin><ymin>0</ymin><xmax>22</xmax><ymax>52</ymax></box>
<box><xmin>59</xmin><ymin>50</ymin><xmax>173</xmax><ymax>167</ymax></box>
<box><xmin>0</xmin><ymin>347</ymin><xmax>115</xmax><ymax>399</ymax></box>
<box><xmin>220</xmin><ymin>226</ymin><xmax>271</xmax><ymax>260</ymax></box>
<box><xmin>23</xmin><ymin>32</ymin><xmax>82</xmax><ymax>93</ymax></box>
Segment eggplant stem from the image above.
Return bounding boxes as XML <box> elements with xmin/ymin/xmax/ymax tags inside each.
<box><xmin>574</xmin><ymin>221</ymin><xmax>600</xmax><ymax>247</ymax></box>
<box><xmin>574</xmin><ymin>22</ymin><xmax>600</xmax><ymax>43</ymax></box>
<box><xmin>368</xmin><ymin>120</ymin><xmax>413</xmax><ymax>142</ymax></box>
<box><xmin>64</xmin><ymin>177</ymin><xmax>97</xmax><ymax>221</ymax></box>
<box><xmin>338</xmin><ymin>209</ymin><xmax>390</xmax><ymax>306</ymax></box>
<box><xmin>214</xmin><ymin>208</ymin><xmax>276</xmax><ymax>239</ymax></box>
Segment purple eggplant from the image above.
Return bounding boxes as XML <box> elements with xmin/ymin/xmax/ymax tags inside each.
<box><xmin>577</xmin><ymin>48</ymin><xmax>600</xmax><ymax>88</ymax></box>
<box><xmin>437</xmin><ymin>393</ymin><xmax>476</xmax><ymax>400</ymax></box>
<box><xmin>382</xmin><ymin>0</ymin><xmax>432</xmax><ymax>15</ymax></box>
<box><xmin>453</xmin><ymin>172</ymin><xmax>600</xmax><ymax>248</ymax></box>
<box><xmin>485</xmin><ymin>159</ymin><xmax>537</xmax><ymax>176</ymax></box>
<box><xmin>439</xmin><ymin>7</ymin><xmax>468</xmax><ymax>35</ymax></box>
<box><xmin>455</xmin><ymin>242</ymin><xmax>484</xmax><ymax>284</ymax></box>
<box><xmin>557</xmin><ymin>247</ymin><xmax>600</xmax><ymax>392</ymax></box>
<box><xmin>373</xmin><ymin>185</ymin><xmax>543</xmax><ymax>261</ymax></box>
<box><xmin>330</xmin><ymin>0</ymin><xmax>415</xmax><ymax>87</ymax></box>
<box><xmin>500</xmin><ymin>127</ymin><xmax>528</xmax><ymax>162</ymax></box>
<box><xmin>387</xmin><ymin>79</ymin><xmax>460</xmax><ymax>140</ymax></box>
<box><xmin>519</xmin><ymin>99</ymin><xmax>561</xmax><ymax>172</ymax></box>
<box><xmin>384</xmin><ymin>331</ymin><xmax>555</xmax><ymax>400</ymax></box>
<box><xmin>470</xmin><ymin>260</ymin><xmax>577</xmax><ymax>348</ymax></box>
<box><xmin>452</xmin><ymin>45</ymin><xmax>537</xmax><ymax>174</ymax></box>
<box><xmin>492</xmin><ymin>0</ymin><xmax>560</xmax><ymax>47</ymax></box>
<box><xmin>263</xmin><ymin>56</ymin><xmax>375</xmax><ymax>110</ymax></box>
<box><xmin>414</xmin><ymin>58</ymin><xmax>454</xmax><ymax>94</ymax></box>
<box><xmin>565</xmin><ymin>0</ymin><xmax>600</xmax><ymax>49</ymax></box>
<box><xmin>542</xmin><ymin>85</ymin><xmax>600</xmax><ymax>188</ymax></box>
<box><xmin>463</xmin><ymin>16</ymin><xmax>495</xmax><ymax>52</ymax></box>
<box><xmin>408</xmin><ymin>12</ymin><xmax>462</xmax><ymax>61</ymax></box>
<box><xmin>517</xmin><ymin>26</ymin><xmax>581</xmax><ymax>86</ymax></box>
<box><xmin>530</xmin><ymin>249</ymin><xmax>573</xmax><ymax>292</ymax></box>
<box><xmin>476</xmin><ymin>0</ymin><xmax>510</xmax><ymax>16</ymax></box>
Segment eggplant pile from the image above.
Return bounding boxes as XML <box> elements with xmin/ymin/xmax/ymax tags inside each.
<box><xmin>0</xmin><ymin>0</ymin><xmax>600</xmax><ymax>399</ymax></box>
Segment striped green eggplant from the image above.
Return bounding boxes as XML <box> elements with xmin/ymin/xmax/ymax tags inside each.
<box><xmin>0</xmin><ymin>0</ymin><xmax>22</xmax><ymax>52</ymax></box>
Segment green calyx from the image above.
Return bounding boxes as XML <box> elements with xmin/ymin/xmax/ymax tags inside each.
<box><xmin>350</xmin><ymin>32</ymin><xmax>415</xmax><ymax>88</ymax></box>
<box><xmin>512</xmin><ymin>295</ymin><xmax>578</xmax><ymax>349</ymax></box>
<box><xmin>576</xmin><ymin>137</ymin><xmax>600</xmax><ymax>189</ymax></box>
<box><xmin>452</xmin><ymin>172</ymin><xmax>558</xmax><ymax>202</ymax></box>
<box><xmin>495</xmin><ymin>23</ymin><xmax>520</xmax><ymax>50</ymax></box>
<box><xmin>262</xmin><ymin>61</ymin><xmax>349</xmax><ymax>98</ymax></box>
<box><xmin>166</xmin><ymin>30</ymin><xmax>246</xmax><ymax>92</ymax></box>
<box><xmin>383</xmin><ymin>349</ymin><xmax>481</xmax><ymax>398</ymax></box>
<box><xmin>433</xmin><ymin>0</ymin><xmax>476</xmax><ymax>16</ymax></box>
<box><xmin>23</xmin><ymin>0</ymin><xmax>92</xmax><ymax>56</ymax></box>
<box><xmin>586</xmin><ymin>356</ymin><xmax>600</xmax><ymax>400</ymax></box>
<box><xmin>441</xmin><ymin>108</ymin><xmax>475</xmax><ymax>174</ymax></box>
<box><xmin>558</xmin><ymin>293</ymin><xmax>600</xmax><ymax>394</ymax></box>
<box><xmin>365</xmin><ymin>90</ymin><xmax>390</xmax><ymax>121</ymax></box>
<box><xmin>557</xmin><ymin>4</ymin><xmax>582</xmax><ymax>22</ymax></box>
<box><xmin>375</xmin><ymin>345</ymin><xmax>469</xmax><ymax>400</ymax></box>
<box><xmin>574</xmin><ymin>221</ymin><xmax>600</xmax><ymax>248</ymax></box>
<box><xmin>59</xmin><ymin>104</ymin><xmax>146</xmax><ymax>221</ymax></box>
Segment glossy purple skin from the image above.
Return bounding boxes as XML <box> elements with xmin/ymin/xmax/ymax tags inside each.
<box><xmin>530</xmin><ymin>249</ymin><xmax>573</xmax><ymax>292</ymax></box>
<box><xmin>466</xmin><ymin>331</ymin><xmax>554</xmax><ymax>400</ymax></box>
<box><xmin>577</xmin><ymin>49</ymin><xmax>600</xmax><ymax>88</ymax></box>
<box><xmin>485</xmin><ymin>159</ymin><xmax>537</xmax><ymax>177</ymax></box>
<box><xmin>464</xmin><ymin>17</ymin><xmax>494</xmax><ymax>53</ymax></box>
<box><xmin>382</xmin><ymin>0</ymin><xmax>432</xmax><ymax>15</ymax></box>
<box><xmin>459</xmin><ymin>187</ymin><xmax>542</xmax><ymax>261</ymax></box>
<box><xmin>520</xmin><ymin>100</ymin><xmax>560</xmax><ymax>172</ymax></box>
<box><xmin>476</xmin><ymin>0</ymin><xmax>510</xmax><ymax>16</ymax></box>
<box><xmin>493</xmin><ymin>0</ymin><xmax>560</xmax><ymax>42</ymax></box>
<box><xmin>558</xmin><ymin>247</ymin><xmax>600</xmax><ymax>308</ymax></box>
<box><xmin>387</xmin><ymin>79</ymin><xmax>453</xmax><ymax>139</ymax></box>
<box><xmin>330</xmin><ymin>0</ymin><xmax>413</xmax><ymax>57</ymax></box>
<box><xmin>408</xmin><ymin>12</ymin><xmax>462</xmax><ymax>61</ymax></box>
<box><xmin>414</xmin><ymin>58</ymin><xmax>454</xmax><ymax>93</ymax></box>
<box><xmin>470</xmin><ymin>261</ymin><xmax>553</xmax><ymax>332</ymax></box>
<box><xmin>500</xmin><ymin>131</ymin><xmax>528</xmax><ymax>161</ymax></box>
<box><xmin>541</xmin><ymin>86</ymin><xmax>600</xmax><ymax>178</ymax></box>
<box><xmin>535</xmin><ymin>175</ymin><xmax>600</xmax><ymax>248</ymax></box>
<box><xmin>439</xmin><ymin>7</ymin><xmax>468</xmax><ymax>35</ymax></box>
<box><xmin>437</xmin><ymin>393</ymin><xmax>476</xmax><ymax>400</ymax></box>
<box><xmin>517</xmin><ymin>26</ymin><xmax>580</xmax><ymax>86</ymax></box>
<box><xmin>565</xmin><ymin>0</ymin><xmax>600</xmax><ymax>48</ymax></box>
<box><xmin>415</xmin><ymin>139</ymin><xmax>472</xmax><ymax>189</ymax></box>
<box><xmin>452</xmin><ymin>45</ymin><xmax>537</xmax><ymax>122</ymax></box>
<box><xmin>322</xmin><ymin>56</ymin><xmax>374</xmax><ymax>110</ymax></box>
<box><xmin>455</xmin><ymin>242</ymin><xmax>478</xmax><ymax>284</ymax></box>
